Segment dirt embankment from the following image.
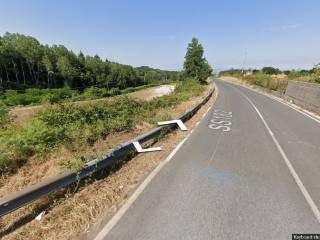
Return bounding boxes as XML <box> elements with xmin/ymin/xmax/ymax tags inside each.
<box><xmin>0</xmin><ymin>84</ymin><xmax>215</xmax><ymax>240</ymax></box>
<box><xmin>9</xmin><ymin>84</ymin><xmax>175</xmax><ymax>126</ymax></box>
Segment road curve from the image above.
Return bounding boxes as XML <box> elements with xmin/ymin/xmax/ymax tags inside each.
<box><xmin>97</xmin><ymin>79</ymin><xmax>320</xmax><ymax>239</ymax></box>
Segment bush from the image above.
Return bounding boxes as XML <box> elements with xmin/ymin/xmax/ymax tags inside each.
<box><xmin>81</xmin><ymin>87</ymin><xmax>109</xmax><ymax>99</ymax></box>
<box><xmin>287</xmin><ymin>71</ymin><xmax>311</xmax><ymax>80</ymax></box>
<box><xmin>245</xmin><ymin>72</ymin><xmax>271</xmax><ymax>87</ymax></box>
<box><xmin>314</xmin><ymin>69</ymin><xmax>320</xmax><ymax>83</ymax></box>
<box><xmin>0</xmin><ymin>82</ymin><xmax>177</xmax><ymax>107</ymax></box>
<box><xmin>0</xmin><ymin>78</ymin><xmax>204</xmax><ymax>174</ymax></box>
<box><xmin>0</xmin><ymin>152</ymin><xmax>12</xmax><ymax>174</ymax></box>
<box><xmin>0</xmin><ymin>103</ymin><xmax>8</xmax><ymax>127</ymax></box>
<box><xmin>244</xmin><ymin>73</ymin><xmax>288</xmax><ymax>92</ymax></box>
<box><xmin>261</xmin><ymin>67</ymin><xmax>281</xmax><ymax>75</ymax></box>
<box><xmin>108</xmin><ymin>87</ymin><xmax>121</xmax><ymax>96</ymax></box>
<box><xmin>175</xmin><ymin>78</ymin><xmax>204</xmax><ymax>95</ymax></box>
<box><xmin>0</xmin><ymin>88</ymin><xmax>78</xmax><ymax>106</ymax></box>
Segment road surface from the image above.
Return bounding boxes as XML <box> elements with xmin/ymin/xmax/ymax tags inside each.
<box><xmin>97</xmin><ymin>79</ymin><xmax>320</xmax><ymax>239</ymax></box>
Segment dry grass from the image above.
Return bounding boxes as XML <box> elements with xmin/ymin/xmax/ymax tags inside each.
<box><xmin>219</xmin><ymin>75</ymin><xmax>288</xmax><ymax>94</ymax></box>
<box><xmin>0</xmin><ymin>127</ymin><xmax>151</xmax><ymax>198</ymax></box>
<box><xmin>0</xmin><ymin>85</ymin><xmax>215</xmax><ymax>240</ymax></box>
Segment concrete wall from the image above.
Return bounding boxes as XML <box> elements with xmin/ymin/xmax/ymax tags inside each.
<box><xmin>284</xmin><ymin>81</ymin><xmax>320</xmax><ymax>114</ymax></box>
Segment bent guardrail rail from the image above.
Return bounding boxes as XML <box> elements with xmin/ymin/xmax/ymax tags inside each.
<box><xmin>0</xmin><ymin>89</ymin><xmax>213</xmax><ymax>217</ymax></box>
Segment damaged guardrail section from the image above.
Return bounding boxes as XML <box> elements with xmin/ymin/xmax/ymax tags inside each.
<box><xmin>0</xmin><ymin>89</ymin><xmax>213</xmax><ymax>217</ymax></box>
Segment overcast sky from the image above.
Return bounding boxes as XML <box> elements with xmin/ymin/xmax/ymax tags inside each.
<box><xmin>1</xmin><ymin>0</ymin><xmax>319</xmax><ymax>71</ymax></box>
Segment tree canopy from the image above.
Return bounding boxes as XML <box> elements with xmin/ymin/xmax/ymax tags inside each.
<box><xmin>183</xmin><ymin>38</ymin><xmax>212</xmax><ymax>83</ymax></box>
<box><xmin>261</xmin><ymin>67</ymin><xmax>281</xmax><ymax>75</ymax></box>
<box><xmin>0</xmin><ymin>32</ymin><xmax>179</xmax><ymax>91</ymax></box>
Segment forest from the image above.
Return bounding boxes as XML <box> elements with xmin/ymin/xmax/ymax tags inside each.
<box><xmin>0</xmin><ymin>32</ymin><xmax>179</xmax><ymax>92</ymax></box>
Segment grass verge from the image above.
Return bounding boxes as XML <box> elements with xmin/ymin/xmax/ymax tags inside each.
<box><xmin>0</xmin><ymin>79</ymin><xmax>203</xmax><ymax>174</ymax></box>
<box><xmin>220</xmin><ymin>72</ymin><xmax>288</xmax><ymax>93</ymax></box>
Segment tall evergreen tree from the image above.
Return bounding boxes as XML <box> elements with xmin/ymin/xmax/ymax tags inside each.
<box><xmin>183</xmin><ymin>38</ymin><xmax>212</xmax><ymax>83</ymax></box>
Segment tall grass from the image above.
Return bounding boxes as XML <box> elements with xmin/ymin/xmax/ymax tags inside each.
<box><xmin>0</xmin><ymin>78</ymin><xmax>205</xmax><ymax>174</ymax></box>
<box><xmin>220</xmin><ymin>71</ymin><xmax>288</xmax><ymax>93</ymax></box>
<box><xmin>244</xmin><ymin>73</ymin><xmax>288</xmax><ymax>93</ymax></box>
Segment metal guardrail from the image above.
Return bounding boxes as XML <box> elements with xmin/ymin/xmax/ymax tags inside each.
<box><xmin>0</xmin><ymin>90</ymin><xmax>213</xmax><ymax>217</ymax></box>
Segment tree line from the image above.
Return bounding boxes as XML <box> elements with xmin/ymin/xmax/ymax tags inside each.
<box><xmin>220</xmin><ymin>66</ymin><xmax>317</xmax><ymax>77</ymax></box>
<box><xmin>0</xmin><ymin>33</ymin><xmax>179</xmax><ymax>91</ymax></box>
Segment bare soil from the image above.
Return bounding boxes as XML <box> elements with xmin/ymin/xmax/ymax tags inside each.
<box><xmin>0</xmin><ymin>84</ymin><xmax>215</xmax><ymax>240</ymax></box>
<box><xmin>125</xmin><ymin>84</ymin><xmax>174</xmax><ymax>100</ymax></box>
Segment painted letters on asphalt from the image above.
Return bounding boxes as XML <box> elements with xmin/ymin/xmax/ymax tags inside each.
<box><xmin>208</xmin><ymin>109</ymin><xmax>232</xmax><ymax>132</ymax></box>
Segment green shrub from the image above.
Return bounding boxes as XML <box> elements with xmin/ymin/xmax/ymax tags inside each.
<box><xmin>287</xmin><ymin>71</ymin><xmax>311</xmax><ymax>80</ymax></box>
<box><xmin>10</xmin><ymin>120</ymin><xmax>67</xmax><ymax>158</ymax></box>
<box><xmin>0</xmin><ymin>88</ymin><xmax>78</xmax><ymax>106</ymax></box>
<box><xmin>0</xmin><ymin>103</ymin><xmax>8</xmax><ymax>127</ymax></box>
<box><xmin>175</xmin><ymin>78</ymin><xmax>204</xmax><ymax>96</ymax></box>
<box><xmin>0</xmin><ymin>82</ymin><xmax>176</xmax><ymax>107</ymax></box>
<box><xmin>261</xmin><ymin>67</ymin><xmax>281</xmax><ymax>75</ymax></box>
<box><xmin>0</xmin><ymin>78</ymin><xmax>204</xmax><ymax>174</ymax></box>
<box><xmin>0</xmin><ymin>152</ymin><xmax>11</xmax><ymax>173</ymax></box>
<box><xmin>108</xmin><ymin>88</ymin><xmax>121</xmax><ymax>96</ymax></box>
<box><xmin>245</xmin><ymin>72</ymin><xmax>271</xmax><ymax>87</ymax></box>
<box><xmin>314</xmin><ymin>69</ymin><xmax>320</xmax><ymax>83</ymax></box>
<box><xmin>244</xmin><ymin>73</ymin><xmax>288</xmax><ymax>92</ymax></box>
<box><xmin>82</xmin><ymin>87</ymin><xmax>109</xmax><ymax>99</ymax></box>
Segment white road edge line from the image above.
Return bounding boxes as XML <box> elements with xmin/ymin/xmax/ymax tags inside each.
<box><xmin>202</xmin><ymin>106</ymin><xmax>211</xmax><ymax>119</ymax></box>
<box><xmin>94</xmin><ymin>132</ymin><xmax>192</xmax><ymax>240</ymax></box>
<box><xmin>222</xmin><ymin>79</ymin><xmax>320</xmax><ymax>124</ymax></box>
<box><xmin>234</xmin><ymin>86</ymin><xmax>320</xmax><ymax>223</ymax></box>
<box><xmin>267</xmin><ymin>95</ymin><xmax>320</xmax><ymax>124</ymax></box>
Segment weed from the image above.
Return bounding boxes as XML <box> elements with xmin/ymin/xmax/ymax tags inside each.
<box><xmin>0</xmin><ymin>78</ymin><xmax>205</xmax><ymax>174</ymax></box>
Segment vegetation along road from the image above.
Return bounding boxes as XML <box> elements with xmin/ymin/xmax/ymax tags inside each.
<box><xmin>94</xmin><ymin>78</ymin><xmax>320</xmax><ymax>239</ymax></box>
<box><xmin>2</xmin><ymin>1</ymin><xmax>320</xmax><ymax>239</ymax></box>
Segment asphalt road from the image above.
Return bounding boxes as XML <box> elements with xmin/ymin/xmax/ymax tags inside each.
<box><xmin>98</xmin><ymin>79</ymin><xmax>320</xmax><ymax>239</ymax></box>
